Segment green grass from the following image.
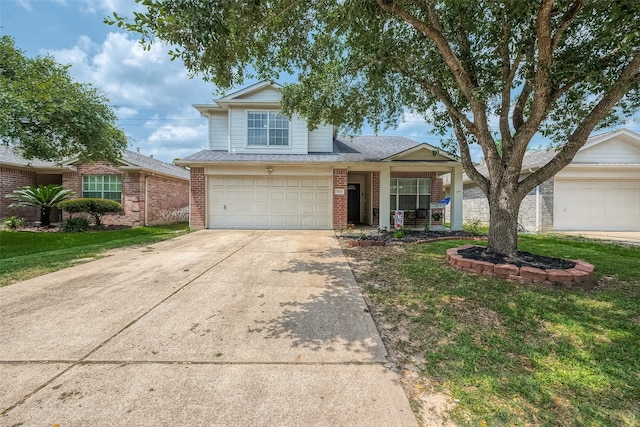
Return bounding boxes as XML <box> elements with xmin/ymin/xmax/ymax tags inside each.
<box><xmin>360</xmin><ymin>235</ymin><xmax>640</xmax><ymax>426</ymax></box>
<box><xmin>0</xmin><ymin>223</ymin><xmax>189</xmax><ymax>287</ymax></box>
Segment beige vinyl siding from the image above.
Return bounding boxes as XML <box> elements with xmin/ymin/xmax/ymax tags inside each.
<box><xmin>574</xmin><ymin>138</ymin><xmax>640</xmax><ymax>163</ymax></box>
<box><xmin>308</xmin><ymin>124</ymin><xmax>334</xmax><ymax>153</ymax></box>
<box><xmin>208</xmin><ymin>113</ymin><xmax>228</xmax><ymax>151</ymax></box>
<box><xmin>234</xmin><ymin>86</ymin><xmax>282</xmax><ymax>101</ymax></box>
<box><xmin>228</xmin><ymin>109</ymin><xmax>309</xmax><ymax>154</ymax></box>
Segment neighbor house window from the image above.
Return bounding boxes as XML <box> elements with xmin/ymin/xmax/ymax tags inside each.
<box><xmin>390</xmin><ymin>178</ymin><xmax>430</xmax><ymax>210</ymax></box>
<box><xmin>82</xmin><ymin>175</ymin><xmax>122</xmax><ymax>201</ymax></box>
<box><xmin>247</xmin><ymin>111</ymin><xmax>289</xmax><ymax>146</ymax></box>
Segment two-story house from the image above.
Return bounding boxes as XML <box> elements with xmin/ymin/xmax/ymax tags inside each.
<box><xmin>176</xmin><ymin>81</ymin><xmax>464</xmax><ymax>231</ymax></box>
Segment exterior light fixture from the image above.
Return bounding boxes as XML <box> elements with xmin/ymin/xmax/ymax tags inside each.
<box><xmin>265</xmin><ymin>167</ymin><xmax>274</xmax><ymax>174</ymax></box>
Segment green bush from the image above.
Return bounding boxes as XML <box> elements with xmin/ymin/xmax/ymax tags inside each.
<box><xmin>3</xmin><ymin>216</ymin><xmax>25</xmax><ymax>231</ymax></box>
<box><xmin>58</xmin><ymin>198</ymin><xmax>123</xmax><ymax>226</ymax></box>
<box><xmin>462</xmin><ymin>218</ymin><xmax>487</xmax><ymax>236</ymax></box>
<box><xmin>5</xmin><ymin>184</ymin><xmax>74</xmax><ymax>226</ymax></box>
<box><xmin>61</xmin><ymin>217</ymin><xmax>90</xmax><ymax>233</ymax></box>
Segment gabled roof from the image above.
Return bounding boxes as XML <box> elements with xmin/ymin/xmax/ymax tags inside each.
<box><xmin>578</xmin><ymin>128</ymin><xmax>640</xmax><ymax>152</ymax></box>
<box><xmin>177</xmin><ymin>135</ymin><xmax>460</xmax><ymax>166</ymax></box>
<box><xmin>218</xmin><ymin>81</ymin><xmax>283</xmax><ymax>101</ymax></box>
<box><xmin>120</xmin><ymin>150</ymin><xmax>190</xmax><ymax>180</ymax></box>
<box><xmin>0</xmin><ymin>146</ymin><xmax>66</xmax><ymax>171</ymax></box>
<box><xmin>446</xmin><ymin>128</ymin><xmax>640</xmax><ymax>185</ymax></box>
<box><xmin>64</xmin><ymin>150</ymin><xmax>189</xmax><ymax>180</ymax></box>
<box><xmin>194</xmin><ymin>81</ymin><xmax>283</xmax><ymax>114</ymax></box>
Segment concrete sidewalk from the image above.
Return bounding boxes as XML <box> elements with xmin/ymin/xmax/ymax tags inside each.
<box><xmin>0</xmin><ymin>230</ymin><xmax>417</xmax><ymax>426</ymax></box>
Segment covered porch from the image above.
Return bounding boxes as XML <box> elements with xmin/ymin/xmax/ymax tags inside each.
<box><xmin>341</xmin><ymin>162</ymin><xmax>463</xmax><ymax>231</ymax></box>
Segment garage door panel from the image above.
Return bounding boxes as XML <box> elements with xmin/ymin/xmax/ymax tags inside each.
<box><xmin>316</xmin><ymin>192</ymin><xmax>330</xmax><ymax>202</ymax></box>
<box><xmin>208</xmin><ymin>175</ymin><xmax>332</xmax><ymax>230</ymax></box>
<box><xmin>555</xmin><ymin>179</ymin><xmax>639</xmax><ymax>231</ymax></box>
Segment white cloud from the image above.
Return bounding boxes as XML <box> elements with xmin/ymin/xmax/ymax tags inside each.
<box><xmin>47</xmin><ymin>32</ymin><xmax>213</xmax><ymax>162</ymax></box>
<box><xmin>76</xmin><ymin>0</ymin><xmax>145</xmax><ymax>16</ymax></box>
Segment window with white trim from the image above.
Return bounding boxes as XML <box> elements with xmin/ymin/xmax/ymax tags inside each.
<box><xmin>82</xmin><ymin>175</ymin><xmax>122</xmax><ymax>201</ymax></box>
<box><xmin>247</xmin><ymin>111</ymin><xmax>289</xmax><ymax>146</ymax></box>
<box><xmin>390</xmin><ymin>178</ymin><xmax>430</xmax><ymax>210</ymax></box>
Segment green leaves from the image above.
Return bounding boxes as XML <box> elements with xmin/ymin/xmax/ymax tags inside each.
<box><xmin>0</xmin><ymin>36</ymin><xmax>128</xmax><ymax>162</ymax></box>
<box><xmin>6</xmin><ymin>185</ymin><xmax>75</xmax><ymax>208</ymax></box>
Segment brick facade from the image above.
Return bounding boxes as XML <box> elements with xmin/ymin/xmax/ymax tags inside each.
<box><xmin>1</xmin><ymin>167</ymin><xmax>38</xmax><ymax>221</ymax></box>
<box><xmin>189</xmin><ymin>167</ymin><xmax>206</xmax><ymax>229</ymax></box>
<box><xmin>372</xmin><ymin>172</ymin><xmax>380</xmax><ymax>226</ymax></box>
<box><xmin>62</xmin><ymin>162</ymin><xmax>189</xmax><ymax>227</ymax></box>
<box><xmin>332</xmin><ymin>168</ymin><xmax>348</xmax><ymax>229</ymax></box>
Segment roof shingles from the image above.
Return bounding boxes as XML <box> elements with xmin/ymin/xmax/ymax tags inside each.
<box><xmin>178</xmin><ymin>135</ymin><xmax>446</xmax><ymax>164</ymax></box>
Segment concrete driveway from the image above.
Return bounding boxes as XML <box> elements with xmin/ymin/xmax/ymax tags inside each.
<box><xmin>559</xmin><ymin>231</ymin><xmax>640</xmax><ymax>246</ymax></box>
<box><xmin>0</xmin><ymin>230</ymin><xmax>416</xmax><ymax>426</ymax></box>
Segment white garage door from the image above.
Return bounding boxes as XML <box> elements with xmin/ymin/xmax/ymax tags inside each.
<box><xmin>208</xmin><ymin>176</ymin><xmax>331</xmax><ymax>229</ymax></box>
<box><xmin>554</xmin><ymin>179</ymin><xmax>640</xmax><ymax>231</ymax></box>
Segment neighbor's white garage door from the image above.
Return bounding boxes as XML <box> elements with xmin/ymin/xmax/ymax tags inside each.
<box><xmin>554</xmin><ymin>179</ymin><xmax>640</xmax><ymax>231</ymax></box>
<box><xmin>208</xmin><ymin>176</ymin><xmax>331</xmax><ymax>229</ymax></box>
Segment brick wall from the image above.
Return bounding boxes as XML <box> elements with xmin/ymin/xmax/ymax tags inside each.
<box><xmin>146</xmin><ymin>174</ymin><xmax>190</xmax><ymax>225</ymax></box>
<box><xmin>333</xmin><ymin>168</ymin><xmax>348</xmax><ymax>229</ymax></box>
<box><xmin>189</xmin><ymin>167</ymin><xmax>206</xmax><ymax>229</ymax></box>
<box><xmin>62</xmin><ymin>162</ymin><xmax>189</xmax><ymax>227</ymax></box>
<box><xmin>1</xmin><ymin>167</ymin><xmax>38</xmax><ymax>220</ymax></box>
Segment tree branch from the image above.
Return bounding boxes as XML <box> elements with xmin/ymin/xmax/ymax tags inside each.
<box><xmin>374</xmin><ymin>0</ymin><xmax>494</xmax><ymax>143</ymax></box>
<box><xmin>551</xmin><ymin>0</ymin><xmax>585</xmax><ymax>51</ymax></box>
<box><xmin>518</xmin><ymin>50</ymin><xmax>640</xmax><ymax>197</ymax></box>
<box><xmin>392</xmin><ymin>65</ymin><xmax>476</xmax><ymax>132</ymax></box>
<box><xmin>450</xmin><ymin>113</ymin><xmax>489</xmax><ymax>194</ymax></box>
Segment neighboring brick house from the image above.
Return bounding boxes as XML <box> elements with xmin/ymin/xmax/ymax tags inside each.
<box><xmin>1</xmin><ymin>146</ymin><xmax>67</xmax><ymax>222</ymax></box>
<box><xmin>443</xmin><ymin>128</ymin><xmax>640</xmax><ymax>233</ymax></box>
<box><xmin>175</xmin><ymin>81</ymin><xmax>465</xmax><ymax>231</ymax></box>
<box><xmin>1</xmin><ymin>146</ymin><xmax>190</xmax><ymax>226</ymax></box>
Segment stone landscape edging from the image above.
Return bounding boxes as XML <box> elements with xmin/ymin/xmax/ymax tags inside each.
<box><xmin>447</xmin><ymin>245</ymin><xmax>595</xmax><ymax>286</ymax></box>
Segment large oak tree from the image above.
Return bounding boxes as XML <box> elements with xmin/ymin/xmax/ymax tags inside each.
<box><xmin>0</xmin><ymin>36</ymin><xmax>127</xmax><ymax>163</ymax></box>
<box><xmin>111</xmin><ymin>0</ymin><xmax>640</xmax><ymax>257</ymax></box>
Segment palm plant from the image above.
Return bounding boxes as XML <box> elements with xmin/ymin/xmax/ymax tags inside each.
<box><xmin>6</xmin><ymin>185</ymin><xmax>75</xmax><ymax>226</ymax></box>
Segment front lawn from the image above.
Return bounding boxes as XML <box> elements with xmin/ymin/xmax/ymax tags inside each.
<box><xmin>0</xmin><ymin>223</ymin><xmax>189</xmax><ymax>287</ymax></box>
<box><xmin>344</xmin><ymin>235</ymin><xmax>640</xmax><ymax>426</ymax></box>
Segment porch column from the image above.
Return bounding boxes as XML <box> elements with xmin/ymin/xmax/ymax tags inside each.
<box><xmin>450</xmin><ymin>165</ymin><xmax>463</xmax><ymax>230</ymax></box>
<box><xmin>379</xmin><ymin>165</ymin><xmax>391</xmax><ymax>230</ymax></box>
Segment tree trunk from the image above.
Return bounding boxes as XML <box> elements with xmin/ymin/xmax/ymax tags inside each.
<box><xmin>486</xmin><ymin>186</ymin><xmax>521</xmax><ymax>258</ymax></box>
<box><xmin>40</xmin><ymin>206</ymin><xmax>52</xmax><ymax>226</ymax></box>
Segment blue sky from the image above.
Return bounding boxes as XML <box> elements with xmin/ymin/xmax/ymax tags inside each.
<box><xmin>2</xmin><ymin>0</ymin><xmax>638</xmax><ymax>163</ymax></box>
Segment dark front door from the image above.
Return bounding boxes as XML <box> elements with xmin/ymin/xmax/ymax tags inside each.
<box><xmin>348</xmin><ymin>183</ymin><xmax>360</xmax><ymax>223</ymax></box>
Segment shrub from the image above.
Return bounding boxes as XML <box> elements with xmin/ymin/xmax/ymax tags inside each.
<box><xmin>58</xmin><ymin>198</ymin><xmax>123</xmax><ymax>226</ymax></box>
<box><xmin>3</xmin><ymin>216</ymin><xmax>25</xmax><ymax>231</ymax></box>
<box><xmin>5</xmin><ymin>184</ymin><xmax>74</xmax><ymax>226</ymax></box>
<box><xmin>463</xmin><ymin>218</ymin><xmax>486</xmax><ymax>236</ymax></box>
<box><xmin>61</xmin><ymin>217</ymin><xmax>90</xmax><ymax>233</ymax></box>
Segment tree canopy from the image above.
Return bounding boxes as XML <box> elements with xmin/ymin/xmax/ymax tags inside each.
<box><xmin>110</xmin><ymin>0</ymin><xmax>640</xmax><ymax>256</ymax></box>
<box><xmin>0</xmin><ymin>36</ymin><xmax>128</xmax><ymax>162</ymax></box>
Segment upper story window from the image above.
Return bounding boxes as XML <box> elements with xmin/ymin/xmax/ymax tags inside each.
<box><xmin>247</xmin><ymin>111</ymin><xmax>289</xmax><ymax>146</ymax></box>
<box><xmin>83</xmin><ymin>175</ymin><xmax>122</xmax><ymax>201</ymax></box>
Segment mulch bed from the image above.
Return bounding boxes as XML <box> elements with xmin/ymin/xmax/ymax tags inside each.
<box><xmin>458</xmin><ymin>245</ymin><xmax>576</xmax><ymax>270</ymax></box>
<box><xmin>341</xmin><ymin>229</ymin><xmax>576</xmax><ymax>272</ymax></box>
